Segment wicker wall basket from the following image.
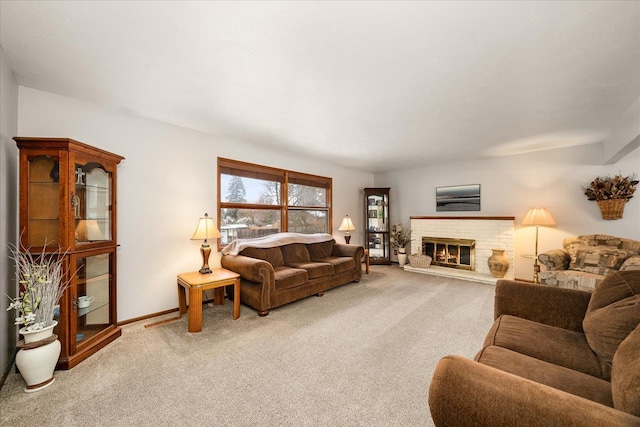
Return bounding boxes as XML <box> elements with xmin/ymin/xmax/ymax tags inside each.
<box><xmin>408</xmin><ymin>254</ymin><xmax>432</xmax><ymax>268</ymax></box>
<box><xmin>597</xmin><ymin>199</ymin><xmax>626</xmax><ymax>220</ymax></box>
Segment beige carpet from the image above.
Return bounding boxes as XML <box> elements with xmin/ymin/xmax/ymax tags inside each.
<box><xmin>1</xmin><ymin>266</ymin><xmax>496</xmax><ymax>426</ymax></box>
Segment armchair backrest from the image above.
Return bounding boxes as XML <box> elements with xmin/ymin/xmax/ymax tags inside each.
<box><xmin>582</xmin><ymin>270</ymin><xmax>640</xmax><ymax>367</ymax></box>
<box><xmin>563</xmin><ymin>235</ymin><xmax>640</xmax><ymax>256</ymax></box>
<box><xmin>563</xmin><ymin>235</ymin><xmax>640</xmax><ymax>275</ymax></box>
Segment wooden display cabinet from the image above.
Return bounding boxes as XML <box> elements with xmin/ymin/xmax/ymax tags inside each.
<box><xmin>16</xmin><ymin>137</ymin><xmax>124</xmax><ymax>369</ymax></box>
<box><xmin>364</xmin><ymin>188</ymin><xmax>391</xmax><ymax>265</ymax></box>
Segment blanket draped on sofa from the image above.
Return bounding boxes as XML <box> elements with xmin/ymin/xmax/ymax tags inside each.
<box><xmin>221</xmin><ymin>232</ymin><xmax>334</xmax><ymax>256</ymax></box>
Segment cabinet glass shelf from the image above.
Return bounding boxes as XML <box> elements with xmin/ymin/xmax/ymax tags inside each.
<box><xmin>77</xmin><ymin>301</ymin><xmax>108</xmax><ymax>318</ymax></box>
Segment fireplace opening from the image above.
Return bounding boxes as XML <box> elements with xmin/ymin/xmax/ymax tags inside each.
<box><xmin>423</xmin><ymin>237</ymin><xmax>475</xmax><ymax>271</ymax></box>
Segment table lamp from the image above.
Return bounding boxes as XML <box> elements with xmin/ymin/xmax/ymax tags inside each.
<box><xmin>522</xmin><ymin>207</ymin><xmax>556</xmax><ymax>283</ymax></box>
<box><xmin>191</xmin><ymin>213</ymin><xmax>221</xmax><ymax>274</ymax></box>
<box><xmin>338</xmin><ymin>215</ymin><xmax>356</xmax><ymax>244</ymax></box>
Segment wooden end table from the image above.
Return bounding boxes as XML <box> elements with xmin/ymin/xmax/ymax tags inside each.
<box><xmin>177</xmin><ymin>268</ymin><xmax>241</xmax><ymax>332</ymax></box>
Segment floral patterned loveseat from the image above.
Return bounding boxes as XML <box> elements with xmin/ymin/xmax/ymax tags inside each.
<box><xmin>538</xmin><ymin>234</ymin><xmax>640</xmax><ymax>292</ymax></box>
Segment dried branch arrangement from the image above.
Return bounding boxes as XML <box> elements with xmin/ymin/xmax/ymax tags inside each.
<box><xmin>6</xmin><ymin>243</ymin><xmax>73</xmax><ymax>331</ymax></box>
<box><xmin>583</xmin><ymin>174</ymin><xmax>638</xmax><ymax>201</ymax></box>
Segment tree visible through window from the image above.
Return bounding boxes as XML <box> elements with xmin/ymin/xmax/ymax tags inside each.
<box><xmin>218</xmin><ymin>158</ymin><xmax>332</xmax><ymax>244</ymax></box>
<box><xmin>225</xmin><ymin>176</ymin><xmax>246</xmax><ymax>222</ymax></box>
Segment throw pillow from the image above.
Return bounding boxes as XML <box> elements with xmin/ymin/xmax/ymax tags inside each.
<box><xmin>569</xmin><ymin>245</ymin><xmax>626</xmax><ymax>275</ymax></box>
<box><xmin>583</xmin><ymin>271</ymin><xmax>640</xmax><ymax>366</ymax></box>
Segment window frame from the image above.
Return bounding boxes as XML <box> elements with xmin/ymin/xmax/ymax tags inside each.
<box><xmin>217</xmin><ymin>157</ymin><xmax>332</xmax><ymax>246</ymax></box>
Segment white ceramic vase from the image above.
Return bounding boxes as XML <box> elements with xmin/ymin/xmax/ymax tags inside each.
<box><xmin>398</xmin><ymin>248</ymin><xmax>407</xmax><ymax>267</ymax></box>
<box><xmin>15</xmin><ymin>321</ymin><xmax>61</xmax><ymax>393</ymax></box>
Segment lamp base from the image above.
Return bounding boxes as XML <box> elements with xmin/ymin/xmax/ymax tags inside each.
<box><xmin>344</xmin><ymin>235</ymin><xmax>351</xmax><ymax>244</ymax></box>
<box><xmin>199</xmin><ymin>244</ymin><xmax>212</xmax><ymax>274</ymax></box>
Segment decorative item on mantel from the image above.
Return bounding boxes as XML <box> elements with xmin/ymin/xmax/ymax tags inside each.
<box><xmin>338</xmin><ymin>215</ymin><xmax>356</xmax><ymax>244</ymax></box>
<box><xmin>390</xmin><ymin>224</ymin><xmax>412</xmax><ymax>267</ymax></box>
<box><xmin>582</xmin><ymin>173</ymin><xmax>638</xmax><ymax>220</ymax></box>
<box><xmin>487</xmin><ymin>249</ymin><xmax>510</xmax><ymax>278</ymax></box>
<box><xmin>7</xmin><ymin>242</ymin><xmax>73</xmax><ymax>392</ymax></box>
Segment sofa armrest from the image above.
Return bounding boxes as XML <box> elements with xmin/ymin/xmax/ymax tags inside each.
<box><xmin>538</xmin><ymin>248</ymin><xmax>571</xmax><ymax>270</ymax></box>
<box><xmin>332</xmin><ymin>243</ymin><xmax>364</xmax><ymax>261</ymax></box>
<box><xmin>620</xmin><ymin>255</ymin><xmax>640</xmax><ymax>272</ymax></box>
<box><xmin>494</xmin><ymin>279</ymin><xmax>591</xmax><ymax>332</ymax></box>
<box><xmin>221</xmin><ymin>255</ymin><xmax>274</xmax><ymax>284</ymax></box>
<box><xmin>428</xmin><ymin>355</ymin><xmax>640</xmax><ymax>427</ymax></box>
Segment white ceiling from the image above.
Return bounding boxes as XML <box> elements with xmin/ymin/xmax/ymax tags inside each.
<box><xmin>1</xmin><ymin>1</ymin><xmax>639</xmax><ymax>173</ymax></box>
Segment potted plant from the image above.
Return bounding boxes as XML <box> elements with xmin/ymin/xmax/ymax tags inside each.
<box><xmin>390</xmin><ymin>224</ymin><xmax>412</xmax><ymax>266</ymax></box>
<box><xmin>582</xmin><ymin>173</ymin><xmax>638</xmax><ymax>220</ymax></box>
<box><xmin>6</xmin><ymin>242</ymin><xmax>72</xmax><ymax>392</ymax></box>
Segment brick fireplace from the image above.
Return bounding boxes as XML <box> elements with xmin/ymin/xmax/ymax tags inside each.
<box><xmin>407</xmin><ymin>216</ymin><xmax>515</xmax><ymax>283</ymax></box>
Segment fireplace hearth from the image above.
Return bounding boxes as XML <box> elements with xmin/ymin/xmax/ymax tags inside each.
<box><xmin>422</xmin><ymin>237</ymin><xmax>475</xmax><ymax>271</ymax></box>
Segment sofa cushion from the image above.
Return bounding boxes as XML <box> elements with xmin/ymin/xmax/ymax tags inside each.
<box><xmin>314</xmin><ymin>257</ymin><xmax>356</xmax><ymax>274</ymax></box>
<box><xmin>539</xmin><ymin>270</ymin><xmax>604</xmax><ymax>292</ymax></box>
<box><xmin>583</xmin><ymin>270</ymin><xmax>640</xmax><ymax>367</ymax></box>
<box><xmin>307</xmin><ymin>240</ymin><xmax>335</xmax><ymax>260</ymax></box>
<box><xmin>239</xmin><ymin>246</ymin><xmax>284</xmax><ymax>268</ymax></box>
<box><xmin>476</xmin><ymin>345</ymin><xmax>613</xmax><ymax>407</ymax></box>
<box><xmin>281</xmin><ymin>243</ymin><xmax>311</xmax><ymax>265</ymax></box>
<box><xmin>286</xmin><ymin>262</ymin><xmax>334</xmax><ymax>279</ymax></box>
<box><xmin>569</xmin><ymin>245</ymin><xmax>627</xmax><ymax>275</ymax></box>
<box><xmin>612</xmin><ymin>324</ymin><xmax>640</xmax><ymax>416</ymax></box>
<box><xmin>482</xmin><ymin>315</ymin><xmax>610</xmax><ymax>379</ymax></box>
<box><xmin>273</xmin><ymin>266</ymin><xmax>308</xmax><ymax>290</ymax></box>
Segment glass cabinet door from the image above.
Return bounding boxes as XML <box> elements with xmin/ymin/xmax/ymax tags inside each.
<box><xmin>28</xmin><ymin>156</ymin><xmax>61</xmax><ymax>246</ymax></box>
<box><xmin>73</xmin><ymin>252</ymin><xmax>113</xmax><ymax>350</ymax></box>
<box><xmin>73</xmin><ymin>162</ymin><xmax>112</xmax><ymax>245</ymax></box>
<box><xmin>365</xmin><ymin>188</ymin><xmax>391</xmax><ymax>264</ymax></box>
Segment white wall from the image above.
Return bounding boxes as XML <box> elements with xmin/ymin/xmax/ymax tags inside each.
<box><xmin>17</xmin><ymin>87</ymin><xmax>373</xmax><ymax>322</ymax></box>
<box><xmin>0</xmin><ymin>46</ymin><xmax>19</xmax><ymax>376</ymax></box>
<box><xmin>12</xmin><ymin>85</ymin><xmax>640</xmax><ymax>319</ymax></box>
<box><xmin>375</xmin><ymin>143</ymin><xmax>640</xmax><ymax>281</ymax></box>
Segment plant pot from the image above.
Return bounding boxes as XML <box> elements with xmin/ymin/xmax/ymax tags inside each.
<box><xmin>16</xmin><ymin>321</ymin><xmax>61</xmax><ymax>393</ymax></box>
<box><xmin>488</xmin><ymin>249</ymin><xmax>509</xmax><ymax>278</ymax></box>
<box><xmin>597</xmin><ymin>199</ymin><xmax>626</xmax><ymax>220</ymax></box>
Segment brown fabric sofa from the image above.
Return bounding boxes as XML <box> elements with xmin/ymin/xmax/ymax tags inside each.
<box><xmin>428</xmin><ymin>270</ymin><xmax>640</xmax><ymax>427</ymax></box>
<box><xmin>221</xmin><ymin>238</ymin><xmax>363</xmax><ymax>316</ymax></box>
<box><xmin>538</xmin><ymin>234</ymin><xmax>640</xmax><ymax>292</ymax></box>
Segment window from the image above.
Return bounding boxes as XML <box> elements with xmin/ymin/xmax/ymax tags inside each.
<box><xmin>218</xmin><ymin>158</ymin><xmax>332</xmax><ymax>244</ymax></box>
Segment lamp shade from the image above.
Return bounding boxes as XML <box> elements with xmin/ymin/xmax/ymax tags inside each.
<box><xmin>522</xmin><ymin>207</ymin><xmax>556</xmax><ymax>227</ymax></box>
<box><xmin>191</xmin><ymin>213</ymin><xmax>221</xmax><ymax>241</ymax></box>
<box><xmin>338</xmin><ymin>216</ymin><xmax>356</xmax><ymax>232</ymax></box>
